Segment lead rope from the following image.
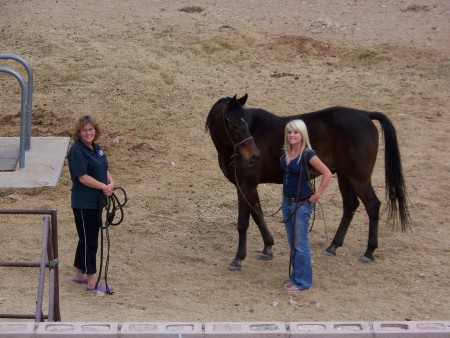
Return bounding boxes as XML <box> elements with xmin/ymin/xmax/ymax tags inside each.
<box><xmin>287</xmin><ymin>153</ymin><xmax>305</xmax><ymax>280</ymax></box>
<box><xmin>230</xmin><ymin>158</ymin><xmax>282</xmax><ymax>218</ymax></box>
<box><xmin>307</xmin><ymin>171</ymin><xmax>328</xmax><ymax>240</ymax></box>
<box><xmin>96</xmin><ymin>187</ymin><xmax>128</xmax><ymax>294</ymax></box>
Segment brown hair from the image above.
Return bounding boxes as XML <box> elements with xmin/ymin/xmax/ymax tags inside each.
<box><xmin>72</xmin><ymin>115</ymin><xmax>101</xmax><ymax>142</ymax></box>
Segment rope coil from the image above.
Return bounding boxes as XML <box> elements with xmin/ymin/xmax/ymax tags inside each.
<box><xmin>96</xmin><ymin>187</ymin><xmax>128</xmax><ymax>294</ymax></box>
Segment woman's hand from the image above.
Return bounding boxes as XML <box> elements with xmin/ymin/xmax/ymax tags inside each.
<box><xmin>103</xmin><ymin>171</ymin><xmax>115</xmax><ymax>196</ymax></box>
<box><xmin>308</xmin><ymin>155</ymin><xmax>332</xmax><ymax>204</ymax></box>
<box><xmin>103</xmin><ymin>183</ymin><xmax>114</xmax><ymax>196</ymax></box>
<box><xmin>309</xmin><ymin>192</ymin><xmax>321</xmax><ymax>204</ymax></box>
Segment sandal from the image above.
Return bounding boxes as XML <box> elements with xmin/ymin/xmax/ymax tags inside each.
<box><xmin>86</xmin><ymin>284</ymin><xmax>114</xmax><ymax>293</ymax></box>
<box><xmin>284</xmin><ymin>281</ymin><xmax>294</xmax><ymax>289</ymax></box>
<box><xmin>284</xmin><ymin>283</ymin><xmax>302</xmax><ymax>293</ymax></box>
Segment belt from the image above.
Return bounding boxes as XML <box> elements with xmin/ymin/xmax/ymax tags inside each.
<box><xmin>284</xmin><ymin>195</ymin><xmax>311</xmax><ymax>203</ymax></box>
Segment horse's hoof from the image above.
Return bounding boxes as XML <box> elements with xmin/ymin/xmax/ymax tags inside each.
<box><xmin>360</xmin><ymin>256</ymin><xmax>374</xmax><ymax>263</ymax></box>
<box><xmin>228</xmin><ymin>260</ymin><xmax>242</xmax><ymax>271</ymax></box>
<box><xmin>324</xmin><ymin>248</ymin><xmax>336</xmax><ymax>256</ymax></box>
<box><xmin>228</xmin><ymin>265</ymin><xmax>241</xmax><ymax>272</ymax></box>
<box><xmin>256</xmin><ymin>248</ymin><xmax>273</xmax><ymax>261</ymax></box>
<box><xmin>257</xmin><ymin>253</ymin><xmax>273</xmax><ymax>261</ymax></box>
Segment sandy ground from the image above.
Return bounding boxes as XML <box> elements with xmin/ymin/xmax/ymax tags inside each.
<box><xmin>1</xmin><ymin>0</ymin><xmax>449</xmax><ymax>323</ymax></box>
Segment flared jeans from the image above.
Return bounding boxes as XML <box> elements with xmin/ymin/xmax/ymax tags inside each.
<box><xmin>282</xmin><ymin>199</ymin><xmax>313</xmax><ymax>290</ymax></box>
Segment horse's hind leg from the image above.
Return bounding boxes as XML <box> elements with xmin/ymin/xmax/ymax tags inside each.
<box><xmin>355</xmin><ymin>182</ymin><xmax>381</xmax><ymax>262</ymax></box>
<box><xmin>325</xmin><ymin>175</ymin><xmax>360</xmax><ymax>256</ymax></box>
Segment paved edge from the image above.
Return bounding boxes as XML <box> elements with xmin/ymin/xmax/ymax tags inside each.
<box><xmin>0</xmin><ymin>137</ymin><xmax>69</xmax><ymax>188</ymax></box>
<box><xmin>0</xmin><ymin>321</ymin><xmax>449</xmax><ymax>337</ymax></box>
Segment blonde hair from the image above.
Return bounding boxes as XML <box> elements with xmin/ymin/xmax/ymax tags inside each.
<box><xmin>284</xmin><ymin>119</ymin><xmax>312</xmax><ymax>162</ymax></box>
<box><xmin>72</xmin><ymin>115</ymin><xmax>101</xmax><ymax>142</ymax></box>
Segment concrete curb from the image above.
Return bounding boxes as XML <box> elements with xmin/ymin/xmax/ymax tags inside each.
<box><xmin>0</xmin><ymin>321</ymin><xmax>449</xmax><ymax>337</ymax></box>
<box><xmin>0</xmin><ymin>136</ymin><xmax>69</xmax><ymax>188</ymax></box>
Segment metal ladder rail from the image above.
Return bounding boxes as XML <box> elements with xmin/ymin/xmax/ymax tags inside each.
<box><xmin>0</xmin><ymin>209</ymin><xmax>61</xmax><ymax>322</ymax></box>
<box><xmin>0</xmin><ymin>66</ymin><xmax>27</xmax><ymax>168</ymax></box>
<box><xmin>0</xmin><ymin>54</ymin><xmax>33</xmax><ymax>151</ymax></box>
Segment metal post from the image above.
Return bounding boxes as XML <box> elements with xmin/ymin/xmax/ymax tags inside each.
<box><xmin>0</xmin><ymin>209</ymin><xmax>61</xmax><ymax>321</ymax></box>
<box><xmin>35</xmin><ymin>216</ymin><xmax>50</xmax><ymax>322</ymax></box>
<box><xmin>0</xmin><ymin>66</ymin><xmax>27</xmax><ymax>168</ymax></box>
<box><xmin>0</xmin><ymin>54</ymin><xmax>33</xmax><ymax>150</ymax></box>
<box><xmin>50</xmin><ymin>208</ymin><xmax>61</xmax><ymax>321</ymax></box>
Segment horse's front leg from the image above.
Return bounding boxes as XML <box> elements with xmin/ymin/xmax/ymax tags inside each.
<box><xmin>229</xmin><ymin>195</ymin><xmax>251</xmax><ymax>271</ymax></box>
<box><xmin>250</xmin><ymin>192</ymin><xmax>274</xmax><ymax>261</ymax></box>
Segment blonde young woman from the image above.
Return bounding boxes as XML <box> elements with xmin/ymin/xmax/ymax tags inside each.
<box><xmin>280</xmin><ymin>119</ymin><xmax>332</xmax><ymax>293</ymax></box>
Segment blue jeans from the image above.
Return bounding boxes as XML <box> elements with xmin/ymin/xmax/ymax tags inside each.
<box><xmin>282</xmin><ymin>199</ymin><xmax>313</xmax><ymax>290</ymax></box>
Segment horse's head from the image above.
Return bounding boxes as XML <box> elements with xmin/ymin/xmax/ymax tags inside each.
<box><xmin>222</xmin><ymin>94</ymin><xmax>261</xmax><ymax>166</ymax></box>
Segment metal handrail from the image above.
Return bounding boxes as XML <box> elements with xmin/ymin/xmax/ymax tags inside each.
<box><xmin>0</xmin><ymin>209</ymin><xmax>61</xmax><ymax>322</ymax></box>
<box><xmin>0</xmin><ymin>66</ymin><xmax>27</xmax><ymax>168</ymax></box>
<box><xmin>0</xmin><ymin>54</ymin><xmax>33</xmax><ymax>151</ymax></box>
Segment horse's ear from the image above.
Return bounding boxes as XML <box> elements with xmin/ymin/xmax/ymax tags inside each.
<box><xmin>238</xmin><ymin>93</ymin><xmax>248</xmax><ymax>106</ymax></box>
<box><xmin>224</xmin><ymin>95</ymin><xmax>237</xmax><ymax>113</ymax></box>
<box><xmin>224</xmin><ymin>94</ymin><xmax>246</xmax><ymax>113</ymax></box>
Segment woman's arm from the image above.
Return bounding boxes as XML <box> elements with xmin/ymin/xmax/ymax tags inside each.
<box><xmin>78</xmin><ymin>171</ymin><xmax>114</xmax><ymax>196</ymax></box>
<box><xmin>308</xmin><ymin>155</ymin><xmax>332</xmax><ymax>204</ymax></box>
<box><xmin>104</xmin><ymin>171</ymin><xmax>115</xmax><ymax>196</ymax></box>
<box><xmin>78</xmin><ymin>174</ymin><xmax>106</xmax><ymax>190</ymax></box>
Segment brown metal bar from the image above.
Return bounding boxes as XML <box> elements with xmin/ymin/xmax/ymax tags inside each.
<box><xmin>46</xmin><ymin>217</ymin><xmax>56</xmax><ymax>322</ymax></box>
<box><xmin>0</xmin><ymin>209</ymin><xmax>54</xmax><ymax>215</ymax></box>
<box><xmin>0</xmin><ymin>209</ymin><xmax>61</xmax><ymax>322</ymax></box>
<box><xmin>48</xmin><ymin>268</ymin><xmax>55</xmax><ymax>321</ymax></box>
<box><xmin>0</xmin><ymin>262</ymin><xmax>42</xmax><ymax>267</ymax></box>
<box><xmin>50</xmin><ymin>209</ymin><xmax>61</xmax><ymax>321</ymax></box>
<box><xmin>0</xmin><ymin>314</ymin><xmax>48</xmax><ymax>320</ymax></box>
<box><xmin>35</xmin><ymin>216</ymin><xmax>50</xmax><ymax>322</ymax></box>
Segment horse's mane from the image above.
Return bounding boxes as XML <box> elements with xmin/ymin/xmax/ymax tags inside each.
<box><xmin>205</xmin><ymin>97</ymin><xmax>231</xmax><ymax>132</ymax></box>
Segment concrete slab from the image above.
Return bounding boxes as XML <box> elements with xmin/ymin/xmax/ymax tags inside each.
<box><xmin>0</xmin><ymin>136</ymin><xmax>70</xmax><ymax>188</ymax></box>
<box><xmin>289</xmin><ymin>322</ymin><xmax>372</xmax><ymax>337</ymax></box>
<box><xmin>0</xmin><ymin>322</ymin><xmax>36</xmax><ymax>338</ymax></box>
<box><xmin>0</xmin><ymin>141</ymin><xmax>19</xmax><ymax>171</ymax></box>
<box><xmin>204</xmin><ymin>322</ymin><xmax>288</xmax><ymax>337</ymax></box>
<box><xmin>120</xmin><ymin>322</ymin><xmax>204</xmax><ymax>337</ymax></box>
<box><xmin>35</xmin><ymin>322</ymin><xmax>119</xmax><ymax>337</ymax></box>
<box><xmin>372</xmin><ymin>321</ymin><xmax>450</xmax><ymax>337</ymax></box>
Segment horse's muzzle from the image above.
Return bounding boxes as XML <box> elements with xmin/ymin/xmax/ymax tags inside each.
<box><xmin>249</xmin><ymin>153</ymin><xmax>260</xmax><ymax>165</ymax></box>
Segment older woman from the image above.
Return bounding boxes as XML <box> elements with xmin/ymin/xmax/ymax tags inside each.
<box><xmin>67</xmin><ymin>115</ymin><xmax>114</xmax><ymax>293</ymax></box>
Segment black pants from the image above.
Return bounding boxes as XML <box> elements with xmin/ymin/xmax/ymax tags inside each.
<box><xmin>72</xmin><ymin>208</ymin><xmax>100</xmax><ymax>275</ymax></box>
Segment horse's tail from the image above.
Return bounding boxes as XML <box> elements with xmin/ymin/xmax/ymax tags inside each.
<box><xmin>370</xmin><ymin>112</ymin><xmax>411</xmax><ymax>231</ymax></box>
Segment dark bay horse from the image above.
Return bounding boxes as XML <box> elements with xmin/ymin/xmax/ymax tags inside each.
<box><xmin>205</xmin><ymin>94</ymin><xmax>410</xmax><ymax>271</ymax></box>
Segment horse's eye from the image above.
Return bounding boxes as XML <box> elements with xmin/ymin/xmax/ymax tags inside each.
<box><xmin>225</xmin><ymin>117</ymin><xmax>240</xmax><ymax>131</ymax></box>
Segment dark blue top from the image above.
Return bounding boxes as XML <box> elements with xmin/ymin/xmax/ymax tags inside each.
<box><xmin>280</xmin><ymin>149</ymin><xmax>316</xmax><ymax>199</ymax></box>
<box><xmin>67</xmin><ymin>139</ymin><xmax>108</xmax><ymax>209</ymax></box>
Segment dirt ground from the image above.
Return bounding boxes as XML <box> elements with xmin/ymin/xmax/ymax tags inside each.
<box><xmin>1</xmin><ymin>0</ymin><xmax>449</xmax><ymax>323</ymax></box>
